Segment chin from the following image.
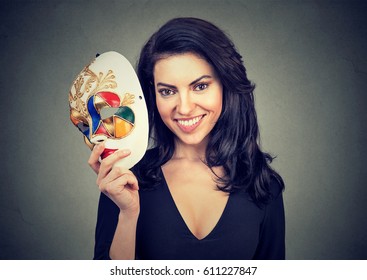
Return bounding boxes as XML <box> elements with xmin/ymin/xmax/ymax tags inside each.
<box><xmin>176</xmin><ymin>134</ymin><xmax>209</xmax><ymax>147</ymax></box>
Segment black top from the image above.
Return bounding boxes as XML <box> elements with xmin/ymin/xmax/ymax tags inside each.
<box><xmin>94</xmin><ymin>151</ymin><xmax>285</xmax><ymax>260</ymax></box>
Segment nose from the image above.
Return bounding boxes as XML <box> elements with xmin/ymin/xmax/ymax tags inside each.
<box><xmin>177</xmin><ymin>92</ymin><xmax>195</xmax><ymax>115</ymax></box>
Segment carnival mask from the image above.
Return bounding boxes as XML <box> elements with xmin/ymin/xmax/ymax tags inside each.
<box><xmin>69</xmin><ymin>51</ymin><xmax>148</xmax><ymax>169</ymax></box>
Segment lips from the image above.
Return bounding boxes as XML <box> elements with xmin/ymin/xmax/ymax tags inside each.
<box><xmin>100</xmin><ymin>148</ymin><xmax>118</xmax><ymax>159</ymax></box>
<box><xmin>175</xmin><ymin>114</ymin><xmax>205</xmax><ymax>133</ymax></box>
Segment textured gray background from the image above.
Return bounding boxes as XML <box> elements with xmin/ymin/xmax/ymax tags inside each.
<box><xmin>0</xmin><ymin>0</ymin><xmax>366</xmax><ymax>259</ymax></box>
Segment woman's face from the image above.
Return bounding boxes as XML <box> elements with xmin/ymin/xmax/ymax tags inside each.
<box><xmin>153</xmin><ymin>52</ymin><xmax>223</xmax><ymax>147</ymax></box>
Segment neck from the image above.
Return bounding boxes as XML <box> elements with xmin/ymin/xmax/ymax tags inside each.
<box><xmin>172</xmin><ymin>138</ymin><xmax>208</xmax><ymax>162</ymax></box>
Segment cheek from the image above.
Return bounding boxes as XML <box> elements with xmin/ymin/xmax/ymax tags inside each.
<box><xmin>206</xmin><ymin>90</ymin><xmax>223</xmax><ymax>115</ymax></box>
<box><xmin>217</xmin><ymin>96</ymin><xmax>223</xmax><ymax>114</ymax></box>
<box><xmin>215</xmin><ymin>88</ymin><xmax>223</xmax><ymax>114</ymax></box>
<box><xmin>156</xmin><ymin>98</ymin><xmax>172</xmax><ymax>120</ymax></box>
<box><xmin>210</xmin><ymin>95</ymin><xmax>222</xmax><ymax>110</ymax></box>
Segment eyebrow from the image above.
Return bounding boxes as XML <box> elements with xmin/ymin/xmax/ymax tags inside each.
<box><xmin>156</xmin><ymin>75</ymin><xmax>213</xmax><ymax>88</ymax></box>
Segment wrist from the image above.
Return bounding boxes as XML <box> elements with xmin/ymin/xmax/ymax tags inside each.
<box><xmin>119</xmin><ymin>207</ymin><xmax>139</xmax><ymax>220</ymax></box>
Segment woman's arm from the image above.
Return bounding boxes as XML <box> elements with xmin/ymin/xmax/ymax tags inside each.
<box><xmin>89</xmin><ymin>143</ymin><xmax>140</xmax><ymax>260</ymax></box>
<box><xmin>110</xmin><ymin>210</ymin><xmax>139</xmax><ymax>259</ymax></box>
<box><xmin>253</xmin><ymin>178</ymin><xmax>286</xmax><ymax>260</ymax></box>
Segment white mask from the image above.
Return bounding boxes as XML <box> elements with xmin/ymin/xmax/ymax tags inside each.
<box><xmin>69</xmin><ymin>51</ymin><xmax>149</xmax><ymax>169</ymax></box>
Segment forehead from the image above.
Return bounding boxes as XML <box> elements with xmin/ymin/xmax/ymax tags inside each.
<box><xmin>153</xmin><ymin>53</ymin><xmax>215</xmax><ymax>83</ymax></box>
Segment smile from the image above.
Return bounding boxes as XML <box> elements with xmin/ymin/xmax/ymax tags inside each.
<box><xmin>175</xmin><ymin>115</ymin><xmax>205</xmax><ymax>132</ymax></box>
<box><xmin>177</xmin><ymin>115</ymin><xmax>203</xmax><ymax>126</ymax></box>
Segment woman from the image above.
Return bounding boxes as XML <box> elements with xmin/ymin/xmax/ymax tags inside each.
<box><xmin>89</xmin><ymin>17</ymin><xmax>285</xmax><ymax>260</ymax></box>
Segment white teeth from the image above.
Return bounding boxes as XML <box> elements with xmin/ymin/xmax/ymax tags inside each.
<box><xmin>178</xmin><ymin>116</ymin><xmax>202</xmax><ymax>127</ymax></box>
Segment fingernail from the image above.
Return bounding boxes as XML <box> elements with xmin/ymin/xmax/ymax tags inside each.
<box><xmin>118</xmin><ymin>149</ymin><xmax>130</xmax><ymax>156</ymax></box>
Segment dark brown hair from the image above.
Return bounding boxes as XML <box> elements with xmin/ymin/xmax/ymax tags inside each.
<box><xmin>136</xmin><ymin>17</ymin><xmax>284</xmax><ymax>205</ymax></box>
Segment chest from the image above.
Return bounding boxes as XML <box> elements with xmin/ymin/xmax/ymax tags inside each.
<box><xmin>162</xmin><ymin>164</ymin><xmax>228</xmax><ymax>240</ymax></box>
<box><xmin>136</xmin><ymin>182</ymin><xmax>263</xmax><ymax>260</ymax></box>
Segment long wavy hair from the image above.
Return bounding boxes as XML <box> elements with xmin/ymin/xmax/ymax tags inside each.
<box><xmin>136</xmin><ymin>17</ymin><xmax>284</xmax><ymax>205</ymax></box>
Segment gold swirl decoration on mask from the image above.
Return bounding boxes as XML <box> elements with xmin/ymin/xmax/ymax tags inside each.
<box><xmin>68</xmin><ymin>60</ymin><xmax>118</xmax><ymax>119</ymax></box>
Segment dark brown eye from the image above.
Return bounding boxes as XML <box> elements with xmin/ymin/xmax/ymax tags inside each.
<box><xmin>158</xmin><ymin>88</ymin><xmax>175</xmax><ymax>97</ymax></box>
<box><xmin>194</xmin><ymin>83</ymin><xmax>208</xmax><ymax>91</ymax></box>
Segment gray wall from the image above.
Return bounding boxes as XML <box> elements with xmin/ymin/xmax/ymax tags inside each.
<box><xmin>0</xmin><ymin>0</ymin><xmax>366</xmax><ymax>259</ymax></box>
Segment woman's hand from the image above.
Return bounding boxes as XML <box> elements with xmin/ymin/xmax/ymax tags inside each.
<box><xmin>88</xmin><ymin>143</ymin><xmax>140</xmax><ymax>216</ymax></box>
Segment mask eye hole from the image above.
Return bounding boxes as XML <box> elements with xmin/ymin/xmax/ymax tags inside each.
<box><xmin>77</xmin><ymin>121</ymin><xmax>89</xmax><ymax>134</ymax></box>
<box><xmin>100</xmin><ymin>107</ymin><xmax>119</xmax><ymax>120</ymax></box>
<box><xmin>70</xmin><ymin>109</ymin><xmax>90</xmax><ymax>135</ymax></box>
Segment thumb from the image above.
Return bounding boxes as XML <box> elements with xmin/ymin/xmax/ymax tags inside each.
<box><xmin>88</xmin><ymin>143</ymin><xmax>105</xmax><ymax>174</ymax></box>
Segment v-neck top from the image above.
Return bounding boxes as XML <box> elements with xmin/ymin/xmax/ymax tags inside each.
<box><xmin>94</xmin><ymin>151</ymin><xmax>285</xmax><ymax>260</ymax></box>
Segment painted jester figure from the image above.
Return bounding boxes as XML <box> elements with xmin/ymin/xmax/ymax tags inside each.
<box><xmin>70</xmin><ymin>18</ymin><xmax>285</xmax><ymax>260</ymax></box>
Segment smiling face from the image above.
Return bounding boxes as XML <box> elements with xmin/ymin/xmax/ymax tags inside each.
<box><xmin>153</xmin><ymin>53</ymin><xmax>223</xmax><ymax>148</ymax></box>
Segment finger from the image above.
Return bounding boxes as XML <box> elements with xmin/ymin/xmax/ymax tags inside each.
<box><xmin>100</xmin><ymin>172</ymin><xmax>139</xmax><ymax>194</ymax></box>
<box><xmin>97</xmin><ymin>149</ymin><xmax>131</xmax><ymax>182</ymax></box>
<box><xmin>119</xmin><ymin>173</ymin><xmax>139</xmax><ymax>191</ymax></box>
<box><xmin>99</xmin><ymin>166</ymin><xmax>135</xmax><ymax>189</ymax></box>
<box><xmin>111</xmin><ymin>173</ymin><xmax>139</xmax><ymax>193</ymax></box>
<box><xmin>88</xmin><ymin>143</ymin><xmax>105</xmax><ymax>174</ymax></box>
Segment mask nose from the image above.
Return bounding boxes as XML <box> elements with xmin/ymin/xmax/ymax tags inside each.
<box><xmin>90</xmin><ymin>134</ymin><xmax>108</xmax><ymax>144</ymax></box>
